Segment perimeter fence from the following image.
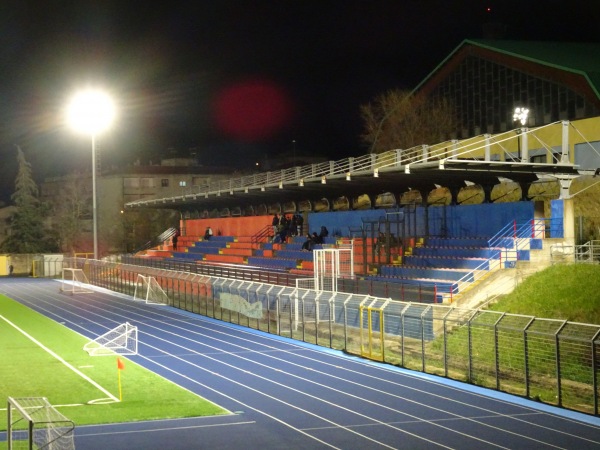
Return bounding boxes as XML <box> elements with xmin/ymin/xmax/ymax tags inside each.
<box><xmin>58</xmin><ymin>257</ymin><xmax>600</xmax><ymax>417</ymax></box>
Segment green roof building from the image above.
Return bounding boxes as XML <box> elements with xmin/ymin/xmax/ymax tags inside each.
<box><xmin>415</xmin><ymin>39</ymin><xmax>600</xmax><ymax>138</ymax></box>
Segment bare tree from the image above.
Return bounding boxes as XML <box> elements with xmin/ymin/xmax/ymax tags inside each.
<box><xmin>360</xmin><ymin>89</ymin><xmax>457</xmax><ymax>154</ymax></box>
<box><xmin>49</xmin><ymin>172</ymin><xmax>92</xmax><ymax>253</ymax></box>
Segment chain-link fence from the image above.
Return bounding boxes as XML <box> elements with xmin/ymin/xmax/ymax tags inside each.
<box><xmin>576</xmin><ymin>216</ymin><xmax>600</xmax><ymax>245</ymax></box>
<box><xmin>54</xmin><ymin>257</ymin><xmax>600</xmax><ymax>417</ymax></box>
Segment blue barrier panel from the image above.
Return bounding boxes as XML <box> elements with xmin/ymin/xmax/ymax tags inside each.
<box><xmin>530</xmin><ymin>239</ymin><xmax>543</xmax><ymax>249</ymax></box>
<box><xmin>307</xmin><ymin>202</ymin><xmax>535</xmax><ymax>239</ymax></box>
<box><xmin>551</xmin><ymin>199</ymin><xmax>564</xmax><ymax>238</ymax></box>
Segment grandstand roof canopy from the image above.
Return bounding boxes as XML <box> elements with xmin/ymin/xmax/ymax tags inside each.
<box><xmin>126</xmin><ymin>149</ymin><xmax>581</xmax><ymax>213</ymax></box>
<box><xmin>127</xmin><ymin>39</ymin><xmax>600</xmax><ymax>214</ymax></box>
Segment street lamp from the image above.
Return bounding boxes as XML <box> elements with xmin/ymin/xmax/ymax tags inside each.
<box><xmin>67</xmin><ymin>89</ymin><xmax>116</xmax><ymax>259</ymax></box>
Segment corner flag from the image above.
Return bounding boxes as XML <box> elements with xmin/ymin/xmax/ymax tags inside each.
<box><xmin>117</xmin><ymin>358</ymin><xmax>125</xmax><ymax>401</ymax></box>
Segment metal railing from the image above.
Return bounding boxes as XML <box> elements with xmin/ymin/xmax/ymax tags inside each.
<box><xmin>575</xmin><ymin>240</ymin><xmax>600</xmax><ymax>263</ymax></box>
<box><xmin>125</xmin><ymin>120</ymin><xmax>579</xmax><ymax>208</ymax></box>
<box><xmin>58</xmin><ymin>257</ymin><xmax>600</xmax><ymax>417</ymax></box>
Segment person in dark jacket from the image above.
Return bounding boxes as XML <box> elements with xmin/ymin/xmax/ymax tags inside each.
<box><xmin>301</xmin><ymin>233</ymin><xmax>315</xmax><ymax>251</ymax></box>
<box><xmin>319</xmin><ymin>226</ymin><xmax>329</xmax><ymax>239</ymax></box>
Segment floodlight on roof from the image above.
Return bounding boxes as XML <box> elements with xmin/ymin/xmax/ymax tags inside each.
<box><xmin>513</xmin><ymin>107</ymin><xmax>529</xmax><ymax>126</ymax></box>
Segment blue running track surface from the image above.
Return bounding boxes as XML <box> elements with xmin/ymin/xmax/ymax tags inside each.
<box><xmin>1</xmin><ymin>278</ymin><xmax>599</xmax><ymax>449</ymax></box>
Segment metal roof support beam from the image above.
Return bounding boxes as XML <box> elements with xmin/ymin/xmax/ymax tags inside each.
<box><xmin>484</xmin><ymin>134</ymin><xmax>491</xmax><ymax>161</ymax></box>
<box><xmin>520</xmin><ymin>128</ymin><xmax>529</xmax><ymax>163</ymax></box>
<box><xmin>561</xmin><ymin>120</ymin><xmax>570</xmax><ymax>163</ymax></box>
<box><xmin>451</xmin><ymin>139</ymin><xmax>459</xmax><ymax>160</ymax></box>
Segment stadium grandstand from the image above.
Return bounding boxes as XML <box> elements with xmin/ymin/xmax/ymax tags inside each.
<box><xmin>122</xmin><ymin>39</ymin><xmax>600</xmax><ymax>305</ymax></box>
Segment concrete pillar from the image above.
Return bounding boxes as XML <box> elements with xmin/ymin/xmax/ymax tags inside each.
<box><xmin>563</xmin><ymin>197</ymin><xmax>575</xmax><ymax>247</ymax></box>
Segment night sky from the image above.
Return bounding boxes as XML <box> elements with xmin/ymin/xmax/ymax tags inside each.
<box><xmin>0</xmin><ymin>1</ymin><xmax>598</xmax><ymax>203</ymax></box>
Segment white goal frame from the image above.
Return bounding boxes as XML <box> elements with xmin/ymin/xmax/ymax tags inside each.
<box><xmin>313</xmin><ymin>244</ymin><xmax>354</xmax><ymax>292</ymax></box>
<box><xmin>60</xmin><ymin>267</ymin><xmax>94</xmax><ymax>294</ymax></box>
<box><xmin>133</xmin><ymin>274</ymin><xmax>170</xmax><ymax>305</ymax></box>
<box><xmin>7</xmin><ymin>396</ymin><xmax>75</xmax><ymax>450</ymax></box>
<box><xmin>83</xmin><ymin>322</ymin><xmax>138</xmax><ymax>356</ymax></box>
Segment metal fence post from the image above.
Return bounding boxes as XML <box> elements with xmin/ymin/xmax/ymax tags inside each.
<box><xmin>555</xmin><ymin>320</ymin><xmax>568</xmax><ymax>407</ymax></box>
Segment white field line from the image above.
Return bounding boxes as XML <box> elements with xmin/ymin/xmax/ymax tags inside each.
<box><xmin>0</xmin><ymin>314</ymin><xmax>119</xmax><ymax>403</ymax></box>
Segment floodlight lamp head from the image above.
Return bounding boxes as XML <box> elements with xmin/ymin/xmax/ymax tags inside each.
<box><xmin>513</xmin><ymin>107</ymin><xmax>529</xmax><ymax>126</ymax></box>
<box><xmin>67</xmin><ymin>89</ymin><xmax>116</xmax><ymax>135</ymax></box>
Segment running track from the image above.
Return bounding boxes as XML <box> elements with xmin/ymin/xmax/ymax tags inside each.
<box><xmin>1</xmin><ymin>278</ymin><xmax>600</xmax><ymax>449</ymax></box>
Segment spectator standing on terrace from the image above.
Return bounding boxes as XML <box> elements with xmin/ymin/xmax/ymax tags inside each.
<box><xmin>295</xmin><ymin>213</ymin><xmax>303</xmax><ymax>236</ymax></box>
<box><xmin>204</xmin><ymin>226</ymin><xmax>213</xmax><ymax>240</ymax></box>
<box><xmin>272</xmin><ymin>214</ymin><xmax>279</xmax><ymax>238</ymax></box>
<box><xmin>279</xmin><ymin>214</ymin><xmax>288</xmax><ymax>232</ymax></box>
<box><xmin>373</xmin><ymin>231</ymin><xmax>386</xmax><ymax>253</ymax></box>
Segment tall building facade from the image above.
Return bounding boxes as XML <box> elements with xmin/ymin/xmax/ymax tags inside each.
<box><xmin>416</xmin><ymin>40</ymin><xmax>600</xmax><ymax>138</ymax></box>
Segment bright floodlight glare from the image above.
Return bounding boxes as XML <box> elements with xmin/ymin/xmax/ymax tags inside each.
<box><xmin>513</xmin><ymin>107</ymin><xmax>529</xmax><ymax>126</ymax></box>
<box><xmin>67</xmin><ymin>89</ymin><xmax>115</xmax><ymax>135</ymax></box>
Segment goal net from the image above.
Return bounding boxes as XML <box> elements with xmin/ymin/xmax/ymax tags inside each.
<box><xmin>313</xmin><ymin>245</ymin><xmax>354</xmax><ymax>292</ymax></box>
<box><xmin>133</xmin><ymin>274</ymin><xmax>170</xmax><ymax>305</ymax></box>
<box><xmin>83</xmin><ymin>322</ymin><xmax>138</xmax><ymax>356</ymax></box>
<box><xmin>60</xmin><ymin>268</ymin><xmax>93</xmax><ymax>294</ymax></box>
<box><xmin>7</xmin><ymin>397</ymin><xmax>75</xmax><ymax>450</ymax></box>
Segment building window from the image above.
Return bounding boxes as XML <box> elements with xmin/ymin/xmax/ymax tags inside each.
<box><xmin>141</xmin><ymin>178</ymin><xmax>155</xmax><ymax>188</ymax></box>
<box><xmin>123</xmin><ymin>178</ymin><xmax>139</xmax><ymax>188</ymax></box>
<box><xmin>161</xmin><ymin>179</ymin><xmax>169</xmax><ymax>187</ymax></box>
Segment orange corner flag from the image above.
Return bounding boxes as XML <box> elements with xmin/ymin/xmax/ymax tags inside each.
<box><xmin>117</xmin><ymin>358</ymin><xmax>125</xmax><ymax>370</ymax></box>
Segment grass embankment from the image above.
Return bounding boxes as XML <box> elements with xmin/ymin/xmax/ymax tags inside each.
<box><xmin>0</xmin><ymin>295</ymin><xmax>228</xmax><ymax>431</ymax></box>
<box><xmin>489</xmin><ymin>263</ymin><xmax>600</xmax><ymax>324</ymax></box>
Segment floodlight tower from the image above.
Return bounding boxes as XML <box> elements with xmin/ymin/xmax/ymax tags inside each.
<box><xmin>513</xmin><ymin>107</ymin><xmax>529</xmax><ymax>161</ymax></box>
<box><xmin>67</xmin><ymin>89</ymin><xmax>116</xmax><ymax>260</ymax></box>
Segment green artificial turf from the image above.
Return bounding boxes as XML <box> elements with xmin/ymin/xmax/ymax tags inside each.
<box><xmin>0</xmin><ymin>294</ymin><xmax>229</xmax><ymax>431</ymax></box>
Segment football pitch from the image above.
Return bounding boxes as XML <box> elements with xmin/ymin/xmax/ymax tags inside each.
<box><xmin>0</xmin><ymin>293</ymin><xmax>228</xmax><ymax>431</ymax></box>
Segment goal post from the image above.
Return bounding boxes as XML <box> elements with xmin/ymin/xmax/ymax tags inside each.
<box><xmin>60</xmin><ymin>267</ymin><xmax>94</xmax><ymax>294</ymax></box>
<box><xmin>313</xmin><ymin>244</ymin><xmax>354</xmax><ymax>292</ymax></box>
<box><xmin>83</xmin><ymin>322</ymin><xmax>138</xmax><ymax>356</ymax></box>
<box><xmin>133</xmin><ymin>274</ymin><xmax>170</xmax><ymax>305</ymax></box>
<box><xmin>7</xmin><ymin>397</ymin><xmax>75</xmax><ymax>450</ymax></box>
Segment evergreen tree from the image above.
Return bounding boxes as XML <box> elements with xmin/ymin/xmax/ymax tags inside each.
<box><xmin>0</xmin><ymin>145</ymin><xmax>58</xmax><ymax>253</ymax></box>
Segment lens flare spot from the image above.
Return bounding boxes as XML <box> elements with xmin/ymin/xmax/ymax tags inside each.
<box><xmin>213</xmin><ymin>78</ymin><xmax>293</xmax><ymax>141</ymax></box>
